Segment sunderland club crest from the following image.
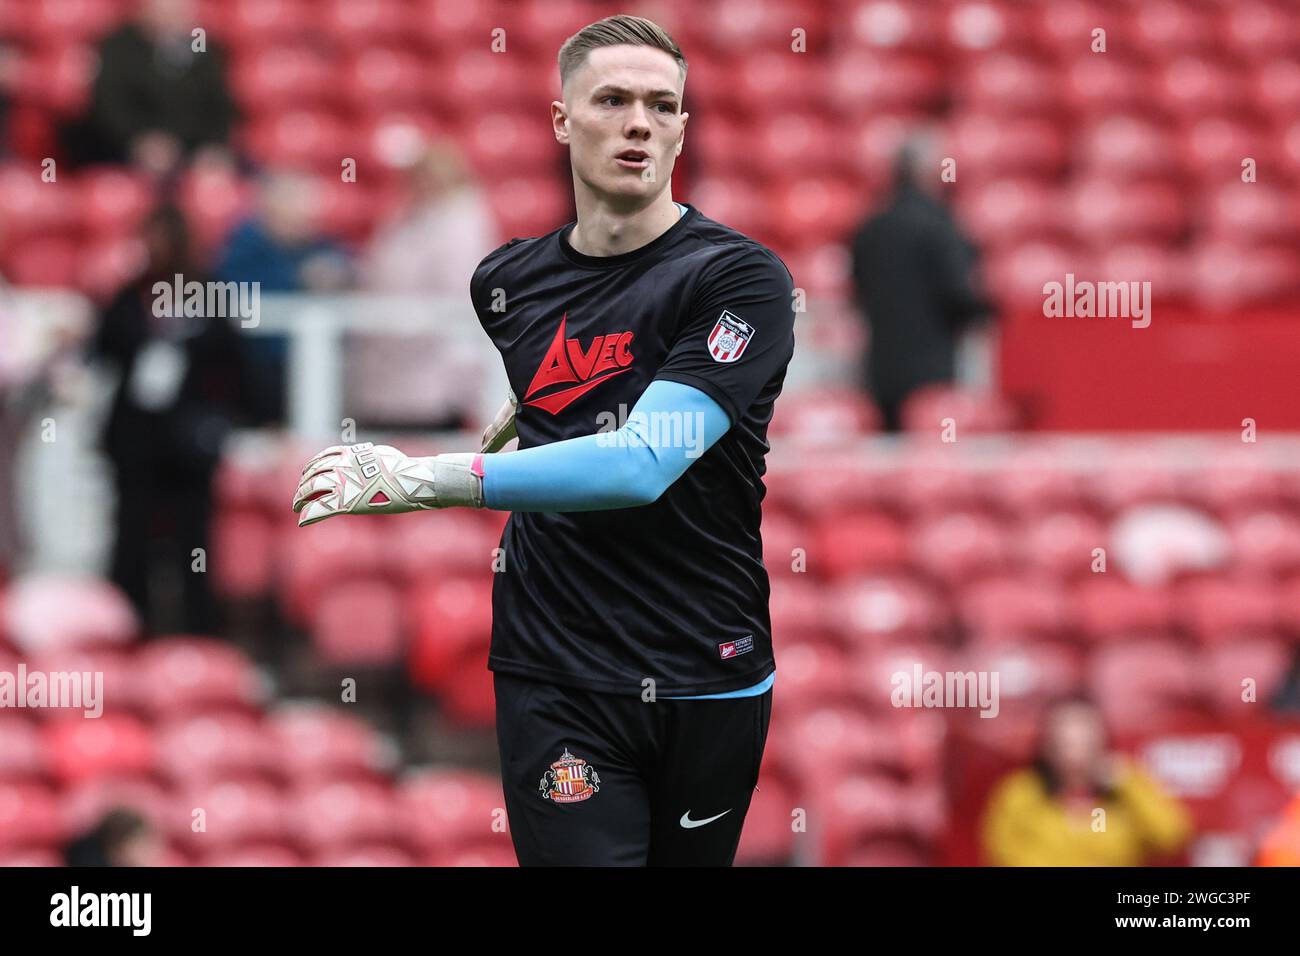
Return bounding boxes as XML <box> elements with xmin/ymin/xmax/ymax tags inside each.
<box><xmin>539</xmin><ymin>748</ymin><xmax>601</xmax><ymax>803</ymax></box>
<box><xmin>708</xmin><ymin>311</ymin><xmax>753</xmax><ymax>363</ymax></box>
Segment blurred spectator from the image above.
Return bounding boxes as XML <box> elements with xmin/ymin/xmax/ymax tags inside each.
<box><xmin>216</xmin><ymin>169</ymin><xmax>353</xmax><ymax>293</ymax></box>
<box><xmin>215</xmin><ymin>169</ymin><xmax>353</xmax><ymax>421</ymax></box>
<box><xmin>64</xmin><ymin>808</ymin><xmax>163</xmax><ymax>866</ymax></box>
<box><xmin>90</xmin><ymin>203</ymin><xmax>263</xmax><ymax>634</ymax></box>
<box><xmin>980</xmin><ymin>696</ymin><xmax>1193</xmax><ymax>866</ymax></box>
<box><xmin>849</xmin><ymin>135</ymin><xmax>991</xmax><ymax>432</ymax></box>
<box><xmin>66</xmin><ymin>0</ymin><xmax>237</xmax><ymax>176</ymax></box>
<box><xmin>363</xmin><ymin>141</ymin><xmax>498</xmax><ymax>294</ymax></box>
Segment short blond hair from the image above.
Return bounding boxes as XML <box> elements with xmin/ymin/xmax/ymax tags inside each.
<box><xmin>557</xmin><ymin>15</ymin><xmax>687</xmax><ymax>90</ymax></box>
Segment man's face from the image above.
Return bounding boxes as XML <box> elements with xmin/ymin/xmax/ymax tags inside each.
<box><xmin>553</xmin><ymin>45</ymin><xmax>688</xmax><ymax>207</ymax></box>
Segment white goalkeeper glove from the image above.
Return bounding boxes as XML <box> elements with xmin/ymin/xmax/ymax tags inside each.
<box><xmin>291</xmin><ymin>441</ymin><xmax>484</xmax><ymax>528</ymax></box>
<box><xmin>480</xmin><ymin>388</ymin><xmax>518</xmax><ymax>453</ymax></box>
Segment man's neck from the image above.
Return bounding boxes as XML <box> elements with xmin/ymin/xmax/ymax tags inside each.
<box><xmin>567</xmin><ymin>188</ymin><xmax>681</xmax><ymax>258</ymax></box>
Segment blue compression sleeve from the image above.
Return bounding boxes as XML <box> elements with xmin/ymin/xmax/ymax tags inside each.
<box><xmin>480</xmin><ymin>379</ymin><xmax>731</xmax><ymax>512</ymax></box>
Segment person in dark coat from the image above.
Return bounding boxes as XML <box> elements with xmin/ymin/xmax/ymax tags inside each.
<box><xmin>69</xmin><ymin>0</ymin><xmax>237</xmax><ymax>174</ymax></box>
<box><xmin>91</xmin><ymin>204</ymin><xmax>266</xmax><ymax>634</ymax></box>
<box><xmin>849</xmin><ymin>137</ymin><xmax>992</xmax><ymax>432</ymax></box>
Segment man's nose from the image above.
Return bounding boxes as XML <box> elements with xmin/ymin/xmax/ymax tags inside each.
<box><xmin>624</xmin><ymin>103</ymin><xmax>652</xmax><ymax>138</ymax></box>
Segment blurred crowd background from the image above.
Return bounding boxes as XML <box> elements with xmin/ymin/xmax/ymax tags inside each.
<box><xmin>2</xmin><ymin>0</ymin><xmax>1300</xmax><ymax>867</ymax></box>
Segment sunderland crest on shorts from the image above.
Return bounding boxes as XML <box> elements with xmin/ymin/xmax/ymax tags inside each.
<box><xmin>708</xmin><ymin>311</ymin><xmax>753</xmax><ymax>363</ymax></box>
<box><xmin>539</xmin><ymin>748</ymin><xmax>601</xmax><ymax>803</ymax></box>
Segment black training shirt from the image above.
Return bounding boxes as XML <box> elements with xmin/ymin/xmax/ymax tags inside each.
<box><xmin>469</xmin><ymin>203</ymin><xmax>796</xmax><ymax>696</ymax></box>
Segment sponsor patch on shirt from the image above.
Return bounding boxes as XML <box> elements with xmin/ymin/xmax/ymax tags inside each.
<box><xmin>719</xmin><ymin>635</ymin><xmax>754</xmax><ymax>659</ymax></box>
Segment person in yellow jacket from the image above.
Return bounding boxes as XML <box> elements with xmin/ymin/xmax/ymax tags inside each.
<box><xmin>981</xmin><ymin>696</ymin><xmax>1194</xmax><ymax>866</ymax></box>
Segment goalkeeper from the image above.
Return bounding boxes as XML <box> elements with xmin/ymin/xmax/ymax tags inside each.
<box><xmin>292</xmin><ymin>15</ymin><xmax>794</xmax><ymax>866</ymax></box>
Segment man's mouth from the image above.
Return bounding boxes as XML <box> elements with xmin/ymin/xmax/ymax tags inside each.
<box><xmin>615</xmin><ymin>149</ymin><xmax>650</xmax><ymax>168</ymax></box>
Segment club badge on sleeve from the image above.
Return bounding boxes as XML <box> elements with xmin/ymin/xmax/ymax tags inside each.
<box><xmin>539</xmin><ymin>748</ymin><xmax>601</xmax><ymax>803</ymax></box>
<box><xmin>708</xmin><ymin>310</ymin><xmax>753</xmax><ymax>363</ymax></box>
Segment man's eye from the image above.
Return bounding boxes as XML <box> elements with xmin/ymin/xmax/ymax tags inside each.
<box><xmin>603</xmin><ymin>96</ymin><xmax>622</xmax><ymax>106</ymax></box>
<box><xmin>655</xmin><ymin>103</ymin><xmax>674</xmax><ymax>113</ymax></box>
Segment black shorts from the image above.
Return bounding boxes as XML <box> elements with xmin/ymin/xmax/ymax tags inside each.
<box><xmin>493</xmin><ymin>672</ymin><xmax>773</xmax><ymax>866</ymax></box>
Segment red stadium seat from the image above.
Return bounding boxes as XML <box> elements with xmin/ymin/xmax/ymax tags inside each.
<box><xmin>311</xmin><ymin>579</ymin><xmax>405</xmax><ymax>667</ymax></box>
<box><xmin>439</xmin><ymin>51</ymin><xmax>537</xmax><ymax>117</ymax></box>
<box><xmin>341</xmin><ymin>47</ymin><xmax>430</xmax><ymax>114</ymax></box>
<box><xmin>0</xmin><ymin>163</ymin><xmax>78</xmax><ymax>238</ymax></box>
<box><xmin>135</xmin><ymin>638</ymin><xmax>266</xmax><ymax>716</ymax></box>
<box><xmin>1088</xmin><ymin>638</ymin><xmax>1201</xmax><ymax>732</ymax></box>
<box><xmin>829</xmin><ymin>50</ymin><xmax>944</xmax><ymax>115</ymax></box>
<box><xmin>77</xmin><ymin>167</ymin><xmax>154</xmax><ymax>237</ymax></box>
<box><xmin>984</xmin><ymin>450</ymin><xmax>1087</xmax><ymax>515</ymax></box>
<box><xmin>956</xmin><ymin>640</ymin><xmax>1084</xmax><ymax>705</ymax></box>
<box><xmin>13</xmin><ymin>42</ymin><xmax>97</xmax><ymax>115</ymax></box>
<box><xmin>42</xmin><ymin>714</ymin><xmax>155</xmax><ymax>785</ymax></box>
<box><xmin>408</xmin><ymin>577</ymin><xmax>492</xmax><ymax>688</ymax></box>
<box><xmin>1132</xmin><ymin>0</ymin><xmax>1214</xmax><ymax>54</ymax></box>
<box><xmin>1064</xmin><ymin>177</ymin><xmax>1186</xmax><ymax>245</ymax></box>
<box><xmin>77</xmin><ymin>234</ymin><xmax>147</xmax><ymax>302</ymax></box>
<box><xmin>0</xmin><ymin>717</ymin><xmax>44</xmax><ymax>781</ymax></box>
<box><xmin>2</xmin><ymin>574</ymin><xmax>137</xmax><ymax>650</ymax></box>
<box><xmin>0</xmin><ymin>782</ymin><xmax>63</xmax><ymax>849</ymax></box>
<box><xmin>768</xmin><ymin>577</ymin><xmax>832</xmax><ymax>645</ymax></box>
<box><xmin>287</xmin><ymin>778</ymin><xmax>399</xmax><ymax>851</ymax></box>
<box><xmin>1188</xmin><ymin>241</ymin><xmax>1300</xmax><ymax>310</ymax></box>
<box><xmin>1250</xmin><ymin>59</ymin><xmax>1300</xmax><ymax>125</ymax></box>
<box><xmin>1075</xmin><ymin>115</ymin><xmax>1177</xmax><ymax>179</ymax></box>
<box><xmin>689</xmin><ymin>178</ymin><xmax>772</xmax><ymax>242</ymax></box>
<box><xmin>23</xmin><ymin>645</ymin><xmax>139</xmax><ymax>718</ymax></box>
<box><xmin>846</xmin><ymin>0</ymin><xmax>944</xmax><ymax>51</ymax></box>
<box><xmin>435</xmin><ymin>651</ymin><xmax>497</xmax><ymax>726</ymax></box>
<box><xmin>266</xmin><ymin>703</ymin><xmax>391</xmax><ymax>781</ymax></box>
<box><xmin>900</xmin><ymin>385</ymin><xmax>1018</xmax><ymax>434</ymax></box>
<box><xmin>155</xmin><ymin>712</ymin><xmax>277</xmax><ymax>784</ymax></box>
<box><xmin>172</xmin><ymin>777</ymin><xmax>287</xmax><ymax>851</ymax></box>
<box><xmin>211</xmin><ymin>509</ymin><xmax>276</xmax><ymax>600</ymax></box>
<box><xmin>947</xmin><ymin>0</ymin><xmax>1036</xmax><ymax>51</ymax></box>
<box><xmin>242</xmin><ymin>111</ymin><xmax>353</xmax><ymax>172</ymax></box>
<box><xmin>319</xmin><ymin>0</ymin><xmax>419</xmax><ymax>49</ymax></box>
<box><xmin>957</xmin><ymin>575</ymin><xmax>1071</xmax><ymax>641</ymax></box>
<box><xmin>833</xmin><ymin>576</ymin><xmax>948</xmax><ymax>644</ymax></box>
<box><xmin>945</xmin><ymin>115</ymin><xmax>1067</xmax><ymax>181</ymax></box>
<box><xmin>1155</xmin><ymin>57</ymin><xmax>1247</xmax><ymax>119</ymax></box>
<box><xmin>1229</xmin><ymin>512</ymin><xmax>1300</xmax><ymax>578</ymax></box>
<box><xmin>1015</xmin><ymin>510</ymin><xmax>1109</xmax><ymax>580</ymax></box>
<box><xmin>1176</xmin><ymin>576</ymin><xmax>1279</xmax><ymax>643</ymax></box>
<box><xmin>279</xmin><ymin>518</ymin><xmax>385</xmax><ymax>626</ymax></box>
<box><xmin>956</xmin><ymin>51</ymin><xmax>1060</xmax><ymax>115</ymax></box>
<box><xmin>895</xmin><ymin>454</ymin><xmax>990</xmax><ymax>516</ymax></box>
<box><xmin>761</xmin><ymin>510</ymin><xmax>811</xmax><ymax>580</ymax></box>
<box><xmin>1071</xmin><ymin>577</ymin><xmax>1175</xmax><ymax>642</ymax></box>
<box><xmin>771</xmin><ymin>642</ymin><xmax>853</xmax><ymax>715</ymax></box>
<box><xmin>207</xmin><ymin>0</ymin><xmax>315</xmax><ymax>44</ymax></box>
<box><xmin>486</xmin><ymin>177</ymin><xmax>571</xmax><ymax>242</ymax></box>
<box><xmin>1204</xmin><ymin>183</ymin><xmax>1297</xmax><ymax>245</ymax></box>
<box><xmin>985</xmin><ymin>239</ymin><xmax>1092</xmax><ymax>306</ymax></box>
<box><xmin>4</xmin><ymin>238</ymin><xmax>77</xmax><ymax>288</ymax></box>
<box><xmin>767</xmin><ymin>177</ymin><xmax>866</xmax><ymax>249</ymax></box>
<box><xmin>849</xmin><ymin>644</ymin><xmax>952</xmax><ymax>714</ymax></box>
<box><xmin>767</xmin><ymin>387</ymin><xmax>880</xmax><ymax>445</ymax></box>
<box><xmin>1220</xmin><ymin>1</ymin><xmax>1300</xmax><ymax>61</ymax></box>
<box><xmin>176</xmin><ymin>162</ymin><xmax>253</xmax><ymax>256</ymax></box>
<box><xmin>909</xmin><ymin>512</ymin><xmax>1008</xmax><ymax>587</ymax></box>
<box><xmin>957</xmin><ymin>179</ymin><xmax>1064</xmax><ymax>247</ymax></box>
<box><xmin>813</xmin><ymin>511</ymin><xmax>909</xmax><ymax>578</ymax></box>
<box><xmin>228</xmin><ymin>45</ymin><xmax>338</xmax><ymax>113</ymax></box>
<box><xmin>1201</xmin><ymin>638</ymin><xmax>1291</xmax><ymax>715</ymax></box>
<box><xmin>754</xmin><ymin>114</ymin><xmax>845</xmax><ymax>180</ymax></box>
<box><xmin>396</xmin><ymin>768</ymin><xmax>505</xmax><ymax>854</ymax></box>
<box><xmin>817</xmin><ymin>775</ymin><xmax>914</xmax><ymax>865</ymax></box>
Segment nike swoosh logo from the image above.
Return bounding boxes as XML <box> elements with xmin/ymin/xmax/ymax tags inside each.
<box><xmin>679</xmin><ymin>809</ymin><xmax>732</xmax><ymax>829</ymax></box>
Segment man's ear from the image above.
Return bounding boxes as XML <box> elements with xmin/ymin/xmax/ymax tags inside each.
<box><xmin>675</xmin><ymin>110</ymin><xmax>688</xmax><ymax>155</ymax></box>
<box><xmin>551</xmin><ymin>100</ymin><xmax>569</xmax><ymax>144</ymax></box>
